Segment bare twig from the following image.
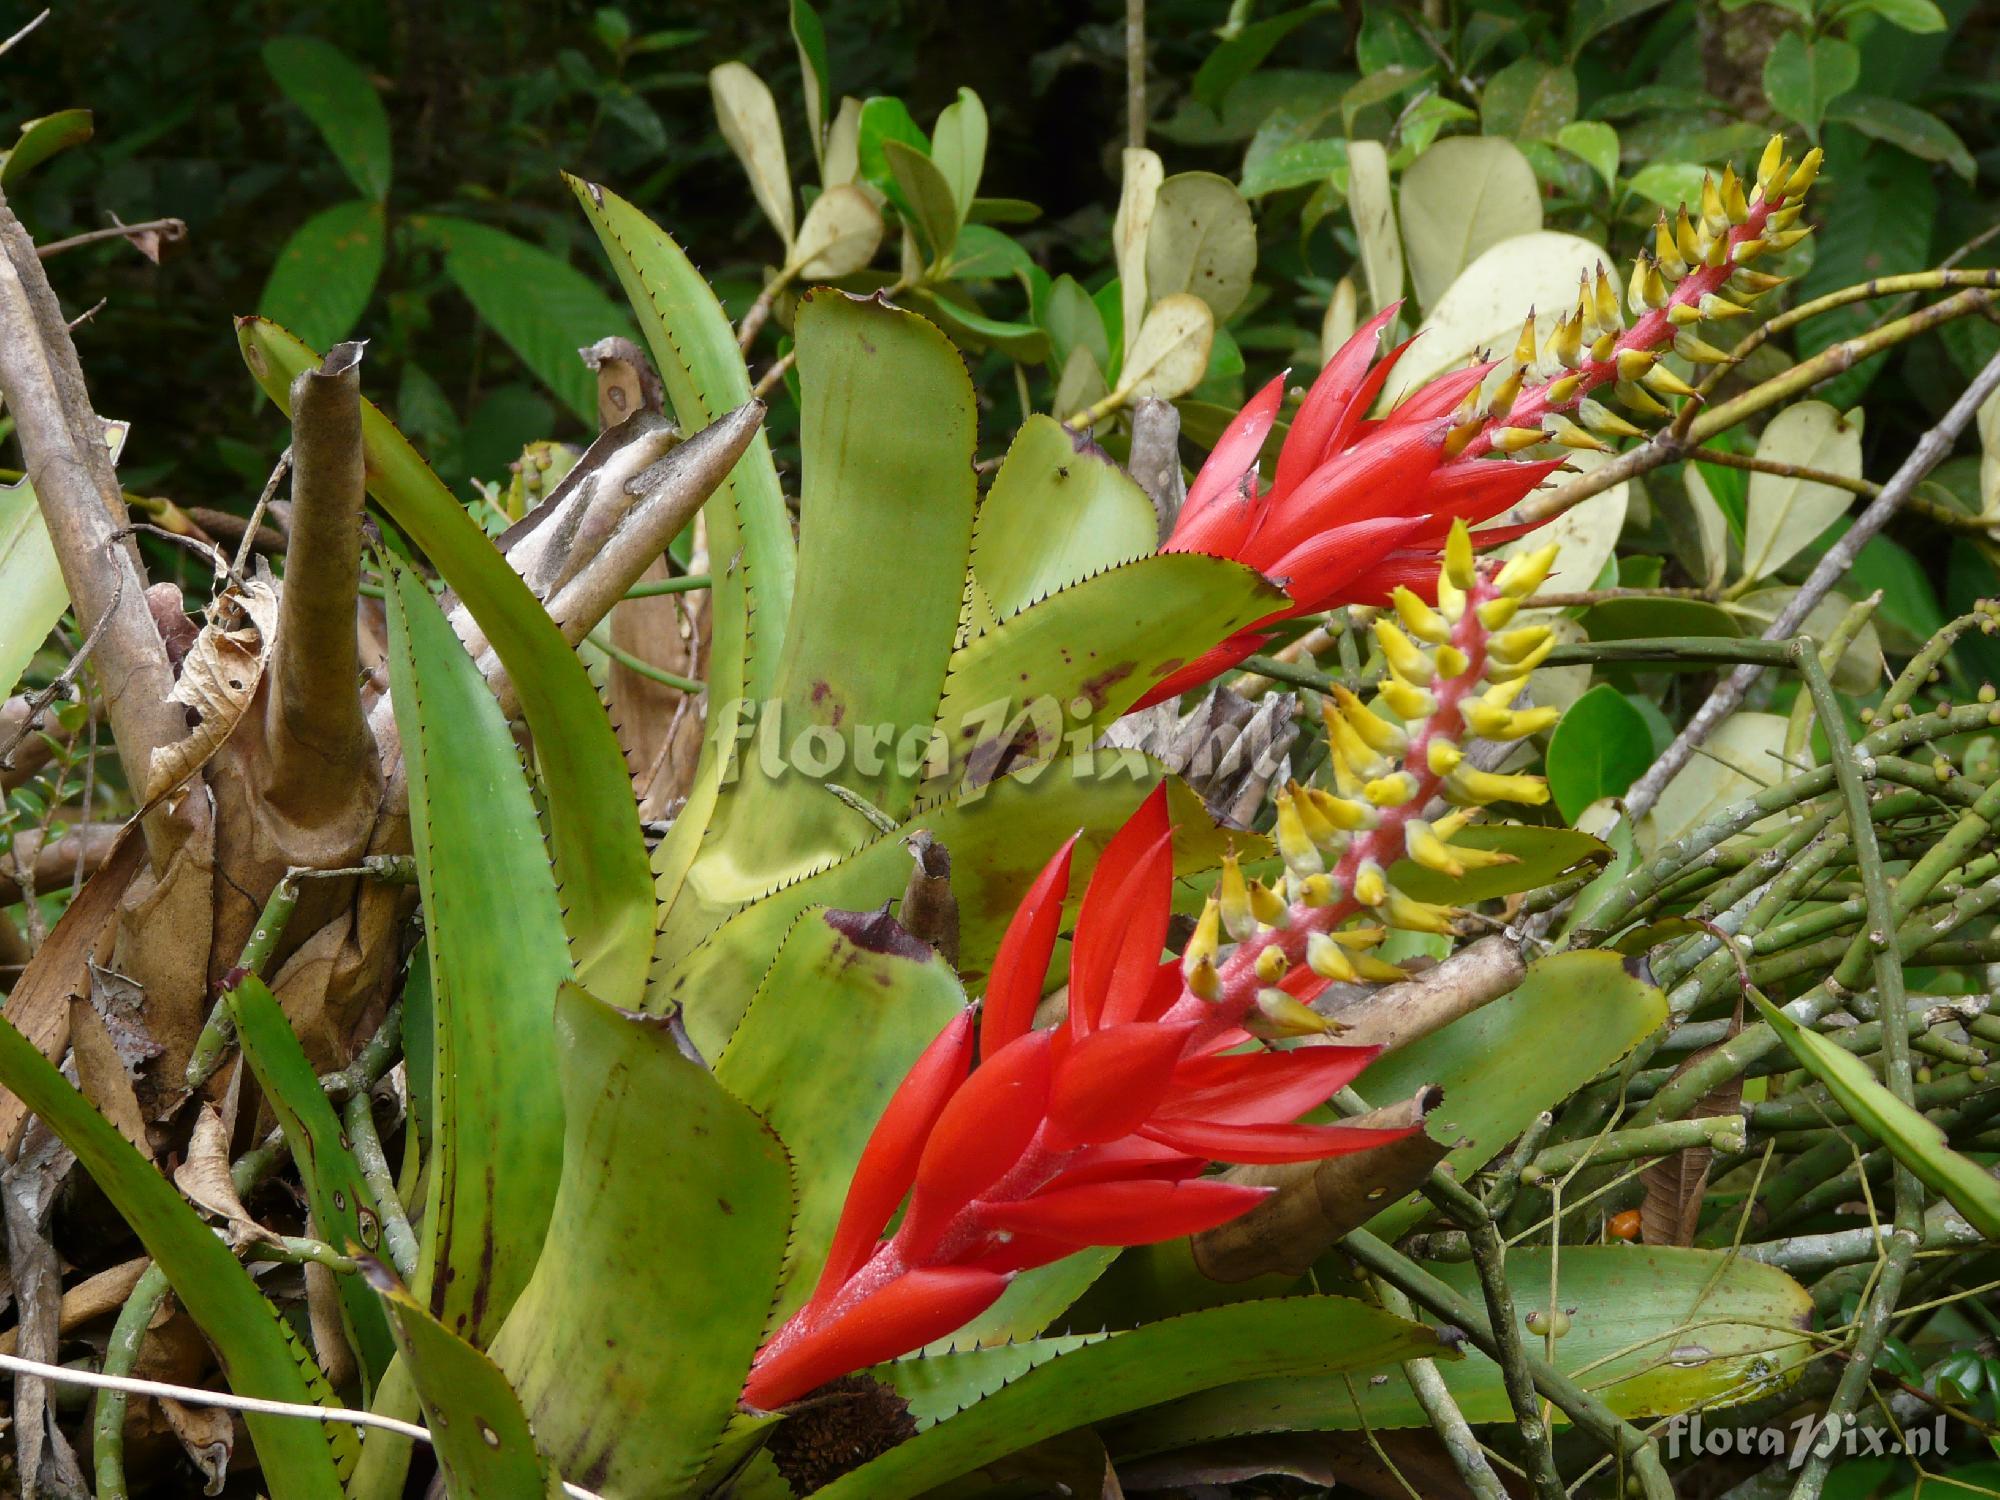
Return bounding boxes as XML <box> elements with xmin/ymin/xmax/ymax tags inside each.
<box><xmin>0</xmin><ymin>8</ymin><xmax>49</xmax><ymax>60</ymax></box>
<box><xmin>0</xmin><ymin>190</ymin><xmax>184</xmax><ymax>841</ymax></box>
<box><xmin>1126</xmin><ymin>0</ymin><xmax>1147</xmax><ymax>148</ymax></box>
<box><xmin>34</xmin><ymin>218</ymin><xmax>187</xmax><ymax>262</ymax></box>
<box><xmin>233</xmin><ymin>447</ymin><xmax>291</xmax><ymax>576</ymax></box>
<box><xmin>1624</xmin><ymin>347</ymin><xmax>2000</xmax><ymax>824</ymax></box>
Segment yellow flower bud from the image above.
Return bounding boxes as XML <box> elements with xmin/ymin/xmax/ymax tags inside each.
<box><xmin>1378</xmin><ymin>674</ymin><xmax>1435</xmax><ymax>720</ymax></box>
<box><xmin>1393</xmin><ymin>586</ymin><xmax>1452</xmax><ymax>645</ymax></box>
<box><xmin>1250</xmin><ymin>988</ymin><xmax>1336</xmax><ymax>1039</ymax></box>
<box><xmin>1297</xmin><ymin>872</ymin><xmax>1338</xmax><ymax>907</ymax></box>
<box><xmin>1405</xmin><ymin>820</ymin><xmax>1463</xmax><ymax>877</ymax></box>
<box><xmin>1373</xmin><ymin>620</ymin><xmax>1434</xmax><ymax>685</ymax></box>
<box><xmin>1255</xmin><ymin>943</ymin><xmax>1289</xmax><ymax>983</ymax></box>
<box><xmin>1186</xmin><ymin>953</ymin><xmax>1222</xmax><ymax>1002</ymax></box>
<box><xmin>1387</xmin><ymin>890</ymin><xmax>1457</xmax><ymax>935</ymax></box>
<box><xmin>1641</xmin><ymin>362</ymin><xmax>1700</xmax><ymax>399</ymax></box>
<box><xmin>1435</xmin><ymin>644</ymin><xmax>1471</xmax><ymax>679</ymax></box>
<box><xmin>1784</xmin><ymin>147</ymin><xmax>1822</xmax><ymax>198</ymax></box>
<box><xmin>1475</xmin><ymin>595</ymin><xmax>1521</xmax><ymax>630</ymax></box>
<box><xmin>1333</xmin><ymin>684</ymin><xmax>1409</xmax><ymax>756</ymax></box>
<box><xmin>1275</xmin><ymin>790</ymin><xmax>1323</xmax><ymax>876</ymax></box>
<box><xmin>1364</xmin><ymin>770</ymin><xmax>1421</xmax><ymax>808</ymax></box>
<box><xmin>1306</xmin><ymin>787</ymin><xmax>1375</xmax><ymax>831</ymax></box>
<box><xmin>1427</xmin><ymin>737</ymin><xmax>1463</xmax><ymax>776</ymax></box>
<box><xmin>1444</xmin><ymin>519</ymin><xmax>1478</xmax><ymax>591</ymax></box>
<box><xmin>1448</xmin><ymin>766</ymin><xmax>1552</xmax><ymax>807</ymax></box>
<box><xmin>1495</xmin><ymin>543</ymin><xmax>1560</xmax><ymax>599</ymax></box>
<box><xmin>1218</xmin><ymin>853</ymin><xmax>1256</xmax><ymax>941</ymax></box>
<box><xmin>1306</xmin><ymin>930</ymin><xmax>1358</xmax><ymax>982</ymax></box>
<box><xmin>1248</xmin><ymin>878</ymin><xmax>1289</xmax><ymax>927</ymax></box>
<box><xmin>1352</xmin><ymin>859</ymin><xmax>1388</xmax><ymax>908</ymax></box>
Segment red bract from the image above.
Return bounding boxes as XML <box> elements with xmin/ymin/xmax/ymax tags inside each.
<box><xmin>1144</xmin><ymin>146</ymin><xmax>1815</xmax><ymax>704</ymax></box>
<box><xmin>741</xmin><ymin>783</ymin><xmax>1413</xmax><ymax>1411</ymax></box>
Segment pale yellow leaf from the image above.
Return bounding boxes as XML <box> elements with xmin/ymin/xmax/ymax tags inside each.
<box><xmin>788</xmin><ymin>184</ymin><xmax>883</xmax><ymax>279</ymax></box>
<box><xmin>1739</xmin><ymin>402</ymin><xmax>1863</xmax><ymax>583</ymax></box>
<box><xmin>1145</xmin><ymin>172</ymin><xmax>1256</xmax><ymax>321</ymax></box>
<box><xmin>1115</xmin><ymin>147</ymin><xmax>1164</xmax><ymax>366</ymax></box>
<box><xmin>1117</xmin><ymin>293</ymin><xmax>1215</xmax><ymax>403</ymax></box>
<box><xmin>1397</xmin><ymin>136</ymin><xmax>1543</xmax><ymax>310</ymax></box>
<box><xmin>1346</xmin><ymin>140</ymin><xmax>1403</xmax><ymax>314</ymax></box>
<box><xmin>710</xmin><ymin>62</ymin><xmax>795</xmax><ymax>249</ymax></box>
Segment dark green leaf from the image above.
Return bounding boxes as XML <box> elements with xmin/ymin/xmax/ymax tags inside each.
<box><xmin>790</xmin><ymin>0</ymin><xmax>831</xmax><ymax>170</ymax></box>
<box><xmin>1481</xmin><ymin>58</ymin><xmax>1579</xmax><ymax>139</ymax></box>
<box><xmin>856</xmin><ymin>95</ymin><xmax>929</xmax><ymax>214</ymax></box>
<box><xmin>1193</xmin><ymin>4</ymin><xmax>1337</xmax><ymax>108</ymax></box>
<box><xmin>0</xmin><ymin>109</ymin><xmax>92</xmax><ymax>188</ymax></box>
<box><xmin>263</xmin><ymin>37</ymin><xmax>393</xmax><ymax>200</ymax></box>
<box><xmin>1825</xmin><ymin>93</ymin><xmax>1975</xmax><ymax>180</ymax></box>
<box><xmin>1546</xmin><ymin>684</ymin><xmax>1657</xmax><ymax>821</ymax></box>
<box><xmin>1762</xmin><ymin>33</ymin><xmax>1861</xmax><ymax>135</ymax></box>
<box><xmin>259</xmin><ymin>200</ymin><xmax>385</xmax><ymax>351</ymax></box>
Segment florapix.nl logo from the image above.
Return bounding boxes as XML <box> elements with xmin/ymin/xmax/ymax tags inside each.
<box><xmin>1662</xmin><ymin>1411</ymin><xmax>1951</xmax><ymax>1468</ymax></box>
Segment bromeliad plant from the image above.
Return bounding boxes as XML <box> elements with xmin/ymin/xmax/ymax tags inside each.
<box><xmin>10</xmin><ymin>119</ymin><xmax>1966</xmax><ymax>1500</ymax></box>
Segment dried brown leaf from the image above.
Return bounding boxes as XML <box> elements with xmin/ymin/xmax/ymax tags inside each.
<box><xmin>158</xmin><ymin>1397</ymin><xmax>232</xmax><ymax>1496</ymax></box>
<box><xmin>142</xmin><ymin>578</ymin><xmax>279</xmax><ymax>805</ymax></box>
<box><xmin>1640</xmin><ymin>997</ymin><xmax>1746</xmax><ymax>1246</ymax></box>
<box><xmin>172</xmin><ymin>1104</ymin><xmax>273</xmax><ymax>1248</ymax></box>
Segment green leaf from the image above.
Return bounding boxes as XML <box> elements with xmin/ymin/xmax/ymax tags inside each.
<box><xmin>1106</xmin><ymin>1246</ymin><xmax>1812</xmax><ymax>1449</ymax></box>
<box><xmin>856</xmin><ymin>96</ymin><xmax>930</xmax><ymax>215</ymax></box>
<box><xmin>1340</xmin><ymin>66</ymin><xmax>1434</xmax><ymax>134</ymax></box>
<box><xmin>385</xmin><ymin>566</ymin><xmax>567</xmax><ymax>1346</ymax></box>
<box><xmin>694</xmin><ymin>291</ymin><xmax>977</xmax><ymax>907</ymax></box>
<box><xmin>1791</xmin><ymin>140</ymin><xmax>1936</xmax><ymax>407</ymax></box>
<box><xmin>883</xmin><ymin>139</ymin><xmax>962</xmax><ymax>266</ymax></box>
<box><xmin>1581</xmin><ymin>596</ymin><xmax>1743</xmax><ymax>649</ymax></box>
<box><xmin>1555</xmin><ymin>120</ymin><xmax>1620</xmax><ymax>189</ymax></box>
<box><xmin>1396</xmin><ymin>136</ymin><xmax>1542</xmax><ymax>309</ymax></box>
<box><xmin>1239</xmin><ymin>137</ymin><xmax>1349</xmax><ymax>199</ymax></box>
<box><xmin>1388</xmin><ymin>825</ymin><xmax>1612</xmax><ymax>903</ymax></box>
<box><xmin>1480</xmin><ymin>58</ymin><xmax>1578</xmax><ymax>139</ymax></box>
<box><xmin>1825</xmin><ymin>93</ymin><xmax>1975</xmax><ymax>180</ymax></box>
<box><xmin>566</xmin><ymin>175</ymin><xmax>795</xmax><ymax>715</ymax></box>
<box><xmin>0</xmin><ymin>109</ymin><xmax>92</xmax><ymax>188</ymax></box>
<box><xmin>906</xmin><ymin>289</ymin><xmax>1049</xmax><ymax>363</ymax></box>
<box><xmin>1040</xmin><ymin>274</ymin><xmax>1111</xmax><ymax>377</ymax></box>
<box><xmin>1145</xmin><ymin>172</ymin><xmax>1257</xmax><ymax>321</ymax></box>
<box><xmin>945</xmin><ymin>224</ymin><xmax>1035</xmax><ymax>283</ymax></box>
<box><xmin>1830</xmin><ymin>0</ymin><xmax>1946</xmax><ymax>30</ymax></box>
<box><xmin>226</xmin><ymin>977</ymin><xmax>396</xmax><ymax>1385</ymax></box>
<box><xmin>366</xmin><ymin>1266</ymin><xmax>559</xmax><ymax>1498</ymax></box>
<box><xmin>1357</xmin><ymin>951</ymin><xmax>1667</xmax><ymax>1241</ymax></box>
<box><xmin>0</xmin><ymin>1015</ymin><xmax>348</xmax><ymax>1497</ymax></box>
<box><xmin>930</xmin><ymin>87</ymin><xmax>988</xmax><ymax>226</ymax></box>
<box><xmin>1762</xmin><ymin>33</ymin><xmax>1860</xmax><ymax>136</ymax></box>
<box><xmin>657</xmin><ymin>758</ymin><xmax>1234</xmax><ymax>1056</ymax></box>
<box><xmin>239</xmin><ymin>316</ymin><xmax>655</xmax><ymax>1008</ymax></box>
<box><xmin>259</xmin><ymin>200</ymin><xmax>386</xmax><ymax>351</ymax></box>
<box><xmin>935</xmin><ymin>553</ymin><xmax>1285</xmax><ymax>787</ymax></box>
<box><xmin>489</xmin><ymin>984</ymin><xmax>792</xmax><ymax>1494</ymax></box>
<box><xmin>791</xmin><ymin>0</ymin><xmax>831</xmax><ymax>173</ymax></box>
<box><xmin>971</xmin><ymin>415</ymin><xmax>1160</xmax><ymax>622</ymax></box>
<box><xmin>263</xmin><ymin>37</ymin><xmax>392</xmax><ymax>201</ymax></box>
<box><xmin>1751</xmin><ymin>989</ymin><xmax>2000</xmax><ymax>1237</ymax></box>
<box><xmin>1625</xmin><ymin>160</ymin><xmax>1709</xmax><ymax>211</ymax></box>
<box><xmin>1546</xmin><ymin>684</ymin><xmax>1657</xmax><ymax>821</ymax></box>
<box><xmin>715</xmin><ymin>908</ymin><xmax>964</xmax><ymax>1322</ymax></box>
<box><xmin>1193</xmin><ymin>4</ymin><xmax>1337</xmax><ymax>109</ymax></box>
<box><xmin>0</xmin><ymin>479</ymin><xmax>67</xmax><ymax>699</ymax></box>
<box><xmin>423</xmin><ymin>216</ymin><xmax>637</xmax><ymax>423</ymax></box>
<box><xmin>836</xmin><ymin>1297</ymin><xmax>1452</xmax><ymax>1497</ymax></box>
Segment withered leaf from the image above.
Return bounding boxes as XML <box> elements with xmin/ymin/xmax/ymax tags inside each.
<box><xmin>143</xmin><ymin>578</ymin><xmax>280</xmax><ymax>805</ymax></box>
<box><xmin>159</xmin><ymin>1396</ymin><xmax>233</xmax><ymax>1496</ymax></box>
<box><xmin>84</xmin><ymin>962</ymin><xmax>161</xmax><ymax>1075</ymax></box>
<box><xmin>172</xmin><ymin>1105</ymin><xmax>275</xmax><ymax>1249</ymax></box>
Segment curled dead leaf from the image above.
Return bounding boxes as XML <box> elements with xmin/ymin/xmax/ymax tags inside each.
<box><xmin>143</xmin><ymin>578</ymin><xmax>280</xmax><ymax>806</ymax></box>
<box><xmin>172</xmin><ymin>1104</ymin><xmax>274</xmax><ymax>1249</ymax></box>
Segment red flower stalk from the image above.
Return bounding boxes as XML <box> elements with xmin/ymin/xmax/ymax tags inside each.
<box><xmin>1143</xmin><ymin>136</ymin><xmax>1819</xmax><ymax>704</ymax></box>
<box><xmin>741</xmin><ymin>784</ymin><xmax>1415</xmax><ymax>1411</ymax></box>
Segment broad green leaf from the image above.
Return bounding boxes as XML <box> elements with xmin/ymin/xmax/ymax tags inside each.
<box><xmin>0</xmin><ymin>109</ymin><xmax>92</xmax><ymax>188</ymax></box>
<box><xmin>1113</xmin><ymin>148</ymin><xmax>1164</xmax><ymax>366</ymax></box>
<box><xmin>884</xmin><ymin>138</ymin><xmax>962</xmax><ymax>266</ymax></box>
<box><xmin>259</xmin><ymin>200</ymin><xmax>386</xmax><ymax>352</ymax></box>
<box><xmin>1396</xmin><ymin>136</ymin><xmax>1542</xmax><ymax>311</ymax></box>
<box><xmin>786</xmin><ymin>184</ymin><xmax>882</xmax><ymax>278</ymax></box>
<box><xmin>1556</xmin><ymin>119</ymin><xmax>1620</xmax><ymax>188</ymax></box>
<box><xmin>855</xmin><ymin>96</ymin><xmax>930</xmax><ymax>215</ymax></box>
<box><xmin>1642</xmin><ymin>711</ymin><xmax>1790</xmax><ymax>851</ymax></box>
<box><xmin>1830</xmin><ymin>0</ymin><xmax>1946</xmax><ymax>29</ymax></box>
<box><xmin>716</xmin><ymin>909</ymin><xmax>964</xmax><ymax>1321</ymax></box>
<box><xmin>1192</xmin><ymin>3</ymin><xmax>1337</xmax><ymax>108</ymax></box>
<box><xmin>907</xmin><ymin>289</ymin><xmax>1049</xmax><ymax>363</ymax></box>
<box><xmin>490</xmin><ymin>985</ymin><xmax>791</xmax><ymax>1494</ymax></box>
<box><xmin>386</xmin><ymin>567</ymin><xmax>567</xmax><ymax>1346</ymax></box>
<box><xmin>791</xmin><ymin>0</ymin><xmax>831</xmax><ymax>173</ymax></box>
<box><xmin>1346</xmin><ymin>140</ymin><xmax>1402</xmax><ymax>314</ymax></box>
<box><xmin>239</xmin><ymin>316</ymin><xmax>655</xmax><ymax>1007</ymax></box>
<box><xmin>1052</xmin><ymin>345</ymin><xmax>1109</xmax><ymax>423</ymax></box>
<box><xmin>1116</xmin><ymin>293</ymin><xmax>1214</xmax><ymax>401</ymax></box>
<box><xmin>0</xmin><ymin>479</ymin><xmax>66</xmax><ymax>699</ymax></box>
<box><xmin>934</xmin><ymin>553</ymin><xmax>1284</xmax><ymax>786</ymax></box>
<box><xmin>710</xmin><ymin>62</ymin><xmax>795</xmax><ymax>248</ymax></box>
<box><xmin>946</xmin><ymin>223</ymin><xmax>1036</xmax><ymax>283</ymax></box>
<box><xmin>658</xmin><ymin>758</ymin><xmax>1233</xmax><ymax>1055</ymax></box>
<box><xmin>1625</xmin><ymin>160</ymin><xmax>1709</xmax><ymax>211</ymax></box>
<box><xmin>263</xmin><ymin>37</ymin><xmax>392</xmax><ymax>201</ymax></box>
<box><xmin>695</xmin><ymin>291</ymin><xmax>977</xmax><ymax>904</ymax></box>
<box><xmin>227</xmin><ymin>977</ymin><xmax>396</xmax><ymax>1386</ymax></box>
<box><xmin>1739</xmin><ymin>402</ymin><xmax>1863</xmax><ymax>582</ymax></box>
<box><xmin>1107</xmin><ymin>1247</ymin><xmax>1812</xmax><ymax>1451</ymax></box>
<box><xmin>970</xmin><ymin>414</ymin><xmax>1160</xmax><ymax>621</ymax></box>
<box><xmin>1397</xmin><ymin>94</ymin><xmax>1477</xmax><ymax>155</ymax></box>
<box><xmin>1384</xmin><ymin>232</ymin><xmax>1604</xmax><ymax>400</ymax></box>
<box><xmin>567</xmin><ymin>176</ymin><xmax>795</xmax><ymax>712</ymax></box>
<box><xmin>1762</xmin><ymin>33</ymin><xmax>1860</xmax><ymax>136</ymax></box>
<box><xmin>1546</xmin><ymin>685</ymin><xmax>1654</xmax><ymax>822</ymax></box>
<box><xmin>1480</xmin><ymin>58</ymin><xmax>1578</xmax><ymax>139</ymax></box>
<box><xmin>1240</xmin><ymin>138</ymin><xmax>1349</xmax><ymax>198</ymax></box>
<box><xmin>836</xmin><ymin>1297</ymin><xmax>1452</xmax><ymax>1498</ymax></box>
<box><xmin>930</xmin><ymin>87</ymin><xmax>988</xmax><ymax>225</ymax></box>
<box><xmin>424</xmin><ymin>216</ymin><xmax>636</xmax><ymax>423</ymax></box>
<box><xmin>1353</xmin><ymin>950</ymin><xmax>1667</xmax><ymax>1241</ymax></box>
<box><xmin>1825</xmin><ymin>93</ymin><xmax>1975</xmax><ymax>181</ymax></box>
<box><xmin>1661</xmin><ymin>465</ymin><xmax>1731</xmax><ymax>593</ymax></box>
<box><xmin>825</xmin><ymin>95</ymin><xmax>864</xmax><ymax>188</ymax></box>
<box><xmin>1567</xmin><ymin>0</ymin><xmax>1675</xmax><ymax>56</ymax></box>
<box><xmin>0</xmin><ymin>1015</ymin><xmax>348</xmax><ymax>1497</ymax></box>
<box><xmin>1145</xmin><ymin>172</ymin><xmax>1257</xmax><ymax>321</ymax></box>
<box><xmin>1040</xmin><ymin>273</ymin><xmax>1112</xmax><ymax>378</ymax></box>
<box><xmin>1752</xmin><ymin>990</ymin><xmax>2000</xmax><ymax>1237</ymax></box>
<box><xmin>366</xmin><ymin>1267</ymin><xmax>558</xmax><ymax>1498</ymax></box>
<box><xmin>1389</xmin><ymin>824</ymin><xmax>1611</xmax><ymax>903</ymax></box>
<box><xmin>1580</xmin><ymin>595</ymin><xmax>1742</xmax><ymax>648</ymax></box>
